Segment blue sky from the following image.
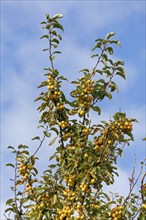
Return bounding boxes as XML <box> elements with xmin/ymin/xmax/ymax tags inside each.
<box><xmin>1</xmin><ymin>1</ymin><xmax>145</xmax><ymax>218</ymax></box>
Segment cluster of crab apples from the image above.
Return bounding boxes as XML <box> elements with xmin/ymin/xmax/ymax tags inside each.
<box><xmin>47</xmin><ymin>75</ymin><xmax>61</xmax><ymax>101</ymax></box>
<box><xmin>77</xmin><ymin>79</ymin><xmax>94</xmax><ymax>116</ymax></box>
<box><xmin>111</xmin><ymin>205</ymin><xmax>124</xmax><ymax>220</ymax></box>
<box><xmin>18</xmin><ymin>163</ymin><xmax>33</xmax><ymax>184</ymax></box>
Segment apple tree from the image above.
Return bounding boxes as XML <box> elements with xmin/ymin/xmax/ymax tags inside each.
<box><xmin>4</xmin><ymin>13</ymin><xmax>146</xmax><ymax>220</ymax></box>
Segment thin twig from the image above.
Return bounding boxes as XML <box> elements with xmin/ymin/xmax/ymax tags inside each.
<box><xmin>91</xmin><ymin>45</ymin><xmax>106</xmax><ymax>76</ymax></box>
<box><xmin>32</xmin><ymin>133</ymin><xmax>46</xmax><ymax>157</ymax></box>
<box><xmin>123</xmin><ymin>158</ymin><xmax>145</xmax><ymax>206</ymax></box>
<box><xmin>49</xmin><ymin>27</ymin><xmax>54</xmax><ymax>70</ymax></box>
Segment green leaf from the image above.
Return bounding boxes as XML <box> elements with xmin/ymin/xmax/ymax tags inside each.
<box><xmin>108</xmin><ymin>59</ymin><xmax>114</xmax><ymax>65</ymax></box>
<box><xmin>53</xmin><ymin>23</ymin><xmax>64</xmax><ymax>31</ymax></box>
<box><xmin>32</xmin><ymin>167</ymin><xmax>38</xmax><ymax>175</ymax></box>
<box><xmin>102</xmin><ymin>53</ymin><xmax>108</xmax><ymax>60</ymax></box>
<box><xmin>32</xmin><ymin>136</ymin><xmax>40</xmax><ymax>141</ymax></box>
<box><xmin>40</xmin><ymin>35</ymin><xmax>49</xmax><ymax>39</ymax></box>
<box><xmin>91</xmin><ymin>105</ymin><xmax>101</xmax><ymax>115</ymax></box>
<box><xmin>96</xmin><ymin>70</ymin><xmax>103</xmax><ymax>75</ymax></box>
<box><xmin>109</xmin><ymin>81</ymin><xmax>118</xmax><ymax>92</ymax></box>
<box><xmin>30</xmin><ymin>156</ymin><xmax>36</xmax><ymax>165</ymax></box>
<box><xmin>106</xmin><ymin>47</ymin><xmax>113</xmax><ymax>55</ymax></box>
<box><xmin>38</xmin><ymin>81</ymin><xmax>48</xmax><ymax>88</ymax></box>
<box><xmin>49</xmin><ymin>164</ymin><xmax>57</xmax><ymax>169</ymax></box>
<box><xmin>126</xmin><ymin>132</ymin><xmax>134</xmax><ymax>141</ymax></box>
<box><xmin>93</xmin><ymin>43</ymin><xmax>102</xmax><ymax>50</ymax></box>
<box><xmin>6</xmin><ymin>163</ymin><xmax>14</xmax><ymax>168</ymax></box>
<box><xmin>6</xmin><ymin>199</ymin><xmax>14</xmax><ymax>205</ymax></box>
<box><xmin>115</xmin><ymin>41</ymin><xmax>121</xmax><ymax>46</ymax></box>
<box><xmin>51</xmin><ymin>30</ymin><xmax>57</xmax><ymax>36</ymax></box>
<box><xmin>5</xmin><ymin>207</ymin><xmax>14</xmax><ymax>213</ymax></box>
<box><xmin>106</xmin><ymin>32</ymin><xmax>116</xmax><ymax>39</ymax></box>
<box><xmin>43</xmin><ymin>48</ymin><xmax>49</xmax><ymax>51</ymax></box>
<box><xmin>7</xmin><ymin>146</ymin><xmax>14</xmax><ymax>150</ymax></box>
<box><xmin>53</xmin><ymin>51</ymin><xmax>61</xmax><ymax>55</ymax></box>
<box><xmin>79</xmin><ymin>68</ymin><xmax>90</xmax><ymax>73</ymax></box>
<box><xmin>52</xmin><ymin>38</ymin><xmax>60</xmax><ymax>44</ymax></box>
<box><xmin>58</xmin><ymin>34</ymin><xmax>62</xmax><ymax>41</ymax></box>
<box><xmin>43</xmin><ymin>131</ymin><xmax>51</xmax><ymax>138</ymax></box>
<box><xmin>97</xmin><ymin>79</ymin><xmax>105</xmax><ymax>84</ymax></box>
<box><xmin>50</xmin><ymin>127</ymin><xmax>59</xmax><ymax>135</ymax></box>
<box><xmin>50</xmin><ymin>56</ymin><xmax>55</xmax><ymax>61</ymax></box>
<box><xmin>40</xmin><ymin>21</ymin><xmax>46</xmax><ymax>24</ymax></box>
<box><xmin>52</xmin><ymin>14</ymin><xmax>63</xmax><ymax>20</ymax></box>
<box><xmin>18</xmin><ymin>144</ymin><xmax>28</xmax><ymax>149</ymax></box>
<box><xmin>104</xmin><ymin>70</ymin><xmax>111</xmax><ymax>76</ymax></box>
<box><xmin>116</xmin><ymin>71</ymin><xmax>126</xmax><ymax>79</ymax></box>
<box><xmin>105</xmin><ymin>92</ymin><xmax>112</xmax><ymax>100</ymax></box>
<box><xmin>95</xmin><ymin>38</ymin><xmax>104</xmax><ymax>42</ymax></box>
<box><xmin>68</xmin><ymin>109</ymin><xmax>78</xmax><ymax>116</ymax></box>
<box><xmin>51</xmin><ymin>31</ymin><xmax>62</xmax><ymax>41</ymax></box>
<box><xmin>100</xmin><ymin>191</ymin><xmax>111</xmax><ymax>201</ymax></box>
<box><xmin>61</xmin><ymin>92</ymin><xmax>67</xmax><ymax>102</ymax></box>
<box><xmin>116</xmin><ymin>66</ymin><xmax>124</xmax><ymax>72</ymax></box>
<box><xmin>130</xmin><ymin>118</ymin><xmax>138</xmax><ymax>123</ymax></box>
<box><xmin>49</xmin><ymin>137</ymin><xmax>57</xmax><ymax>146</ymax></box>
<box><xmin>114</xmin><ymin>60</ymin><xmax>124</xmax><ymax>66</ymax></box>
<box><xmin>46</xmin><ymin>14</ymin><xmax>50</xmax><ymax>20</ymax></box>
<box><xmin>91</xmin><ymin>54</ymin><xmax>99</xmax><ymax>58</ymax></box>
<box><xmin>45</xmin><ymin>24</ymin><xmax>51</xmax><ymax>30</ymax></box>
<box><xmin>58</xmin><ymin>75</ymin><xmax>68</xmax><ymax>81</ymax></box>
<box><xmin>71</xmin><ymin>81</ymin><xmax>80</xmax><ymax>85</ymax></box>
<box><xmin>49</xmin><ymin>152</ymin><xmax>58</xmax><ymax>161</ymax></box>
<box><xmin>21</xmin><ymin>149</ymin><xmax>29</xmax><ymax>155</ymax></box>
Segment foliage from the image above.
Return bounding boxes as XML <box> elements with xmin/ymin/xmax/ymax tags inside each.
<box><xmin>4</xmin><ymin>14</ymin><xmax>146</xmax><ymax>220</ymax></box>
